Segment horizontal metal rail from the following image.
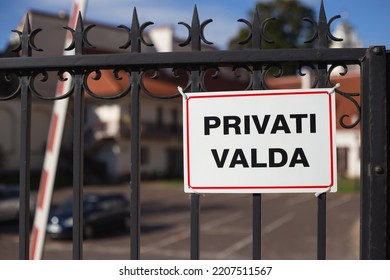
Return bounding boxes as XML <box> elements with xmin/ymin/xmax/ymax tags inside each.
<box><xmin>0</xmin><ymin>48</ymin><xmax>367</xmax><ymax>71</ymax></box>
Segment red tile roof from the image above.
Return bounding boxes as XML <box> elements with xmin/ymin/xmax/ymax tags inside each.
<box><xmin>84</xmin><ymin>69</ymin><xmax>179</xmax><ymax>99</ymax></box>
<box><xmin>87</xmin><ymin>69</ymin><xmax>361</xmax><ymax>130</ymax></box>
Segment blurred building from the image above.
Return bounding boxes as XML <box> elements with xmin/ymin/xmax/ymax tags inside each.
<box><xmin>0</xmin><ymin>11</ymin><xmax>360</xmax><ymax>184</ymax></box>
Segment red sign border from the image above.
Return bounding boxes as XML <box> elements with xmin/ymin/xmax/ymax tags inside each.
<box><xmin>184</xmin><ymin>90</ymin><xmax>335</xmax><ymax>190</ymax></box>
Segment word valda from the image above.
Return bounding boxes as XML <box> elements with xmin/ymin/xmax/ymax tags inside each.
<box><xmin>204</xmin><ymin>114</ymin><xmax>317</xmax><ymax>168</ymax></box>
<box><xmin>211</xmin><ymin>148</ymin><xmax>309</xmax><ymax>168</ymax></box>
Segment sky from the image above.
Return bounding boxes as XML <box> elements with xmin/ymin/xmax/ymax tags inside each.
<box><xmin>0</xmin><ymin>0</ymin><xmax>389</xmax><ymax>51</ymax></box>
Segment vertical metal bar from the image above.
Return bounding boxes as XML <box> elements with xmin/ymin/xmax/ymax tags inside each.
<box><xmin>360</xmin><ymin>46</ymin><xmax>388</xmax><ymax>259</ymax></box>
<box><xmin>128</xmin><ymin>8</ymin><xmax>142</xmax><ymax>260</ymax></box>
<box><xmin>130</xmin><ymin>72</ymin><xmax>141</xmax><ymax>260</ymax></box>
<box><xmin>190</xmin><ymin>69</ymin><xmax>200</xmax><ymax>260</ymax></box>
<box><xmin>252</xmin><ymin>65</ymin><xmax>262</xmax><ymax>260</ymax></box>
<box><xmin>316</xmin><ymin>0</ymin><xmax>328</xmax><ymax>260</ymax></box>
<box><xmin>190</xmin><ymin>193</ymin><xmax>200</xmax><ymax>259</ymax></box>
<box><xmin>72</xmin><ymin>12</ymin><xmax>85</xmax><ymax>260</ymax></box>
<box><xmin>188</xmin><ymin>6</ymin><xmax>202</xmax><ymax>260</ymax></box>
<box><xmin>72</xmin><ymin>72</ymin><xmax>84</xmax><ymax>260</ymax></box>
<box><xmin>317</xmin><ymin>193</ymin><xmax>326</xmax><ymax>259</ymax></box>
<box><xmin>246</xmin><ymin>7</ymin><xmax>263</xmax><ymax>261</ymax></box>
<box><xmin>252</xmin><ymin>194</ymin><xmax>261</xmax><ymax>259</ymax></box>
<box><xmin>19</xmin><ymin>74</ymin><xmax>31</xmax><ymax>260</ymax></box>
<box><xmin>387</xmin><ymin>53</ymin><xmax>390</xmax><ymax>259</ymax></box>
<box><xmin>316</xmin><ymin>61</ymin><xmax>327</xmax><ymax>260</ymax></box>
<box><xmin>19</xmin><ymin>14</ymin><xmax>33</xmax><ymax>260</ymax></box>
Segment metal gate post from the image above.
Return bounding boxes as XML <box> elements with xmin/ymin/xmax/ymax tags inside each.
<box><xmin>360</xmin><ymin>46</ymin><xmax>389</xmax><ymax>259</ymax></box>
<box><xmin>129</xmin><ymin>8</ymin><xmax>142</xmax><ymax>260</ymax></box>
<box><xmin>130</xmin><ymin>70</ymin><xmax>141</xmax><ymax>260</ymax></box>
<box><xmin>71</xmin><ymin>13</ymin><xmax>88</xmax><ymax>260</ymax></box>
<box><xmin>186</xmin><ymin>6</ymin><xmax>206</xmax><ymax>260</ymax></box>
<box><xmin>18</xmin><ymin>15</ymin><xmax>34</xmax><ymax>260</ymax></box>
<box><xmin>315</xmin><ymin>0</ymin><xmax>330</xmax><ymax>260</ymax></box>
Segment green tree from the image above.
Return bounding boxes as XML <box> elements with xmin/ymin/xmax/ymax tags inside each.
<box><xmin>228</xmin><ymin>0</ymin><xmax>315</xmax><ymax>50</ymax></box>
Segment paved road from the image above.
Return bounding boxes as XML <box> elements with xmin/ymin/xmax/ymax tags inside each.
<box><xmin>0</xmin><ymin>182</ymin><xmax>360</xmax><ymax>260</ymax></box>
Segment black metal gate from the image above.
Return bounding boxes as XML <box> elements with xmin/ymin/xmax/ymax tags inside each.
<box><xmin>0</xmin><ymin>1</ymin><xmax>389</xmax><ymax>260</ymax></box>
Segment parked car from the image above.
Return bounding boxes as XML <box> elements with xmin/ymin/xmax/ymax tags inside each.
<box><xmin>46</xmin><ymin>193</ymin><xmax>130</xmax><ymax>239</ymax></box>
<box><xmin>0</xmin><ymin>185</ymin><xmax>35</xmax><ymax>222</ymax></box>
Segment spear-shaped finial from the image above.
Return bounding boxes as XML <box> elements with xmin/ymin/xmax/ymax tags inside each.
<box><xmin>11</xmin><ymin>13</ymin><xmax>42</xmax><ymax>56</ymax></box>
<box><xmin>317</xmin><ymin>0</ymin><xmax>328</xmax><ymax>48</ymax></box>
<box><xmin>304</xmin><ymin>0</ymin><xmax>342</xmax><ymax>47</ymax></box>
<box><xmin>237</xmin><ymin>7</ymin><xmax>275</xmax><ymax>49</ymax></box>
<box><xmin>64</xmin><ymin>12</ymin><xmax>95</xmax><ymax>54</ymax></box>
<box><xmin>178</xmin><ymin>5</ymin><xmax>213</xmax><ymax>50</ymax></box>
<box><xmin>118</xmin><ymin>7</ymin><xmax>153</xmax><ymax>52</ymax></box>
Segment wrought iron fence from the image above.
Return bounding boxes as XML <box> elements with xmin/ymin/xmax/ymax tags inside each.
<box><xmin>0</xmin><ymin>1</ymin><xmax>389</xmax><ymax>260</ymax></box>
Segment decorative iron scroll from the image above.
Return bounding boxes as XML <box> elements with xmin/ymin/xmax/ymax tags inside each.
<box><xmin>0</xmin><ymin>72</ymin><xmax>20</xmax><ymax>101</ymax></box>
<box><xmin>298</xmin><ymin>64</ymin><xmax>319</xmax><ymax>89</ymax></box>
<box><xmin>83</xmin><ymin>69</ymin><xmax>132</xmax><ymax>99</ymax></box>
<box><xmin>232</xmin><ymin>66</ymin><xmax>253</xmax><ymax>91</ymax></box>
<box><xmin>29</xmin><ymin>70</ymin><xmax>74</xmax><ymax>100</ymax></box>
<box><xmin>140</xmin><ymin>68</ymin><xmax>190</xmax><ymax>99</ymax></box>
<box><xmin>328</xmin><ymin>64</ymin><xmax>361</xmax><ymax>128</ymax></box>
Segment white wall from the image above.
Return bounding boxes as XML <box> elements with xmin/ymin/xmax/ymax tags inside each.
<box><xmin>335</xmin><ymin>129</ymin><xmax>360</xmax><ymax>178</ymax></box>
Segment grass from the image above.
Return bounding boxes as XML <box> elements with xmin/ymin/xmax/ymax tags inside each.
<box><xmin>148</xmin><ymin>179</ymin><xmax>184</xmax><ymax>188</ymax></box>
<box><xmin>337</xmin><ymin>177</ymin><xmax>360</xmax><ymax>193</ymax></box>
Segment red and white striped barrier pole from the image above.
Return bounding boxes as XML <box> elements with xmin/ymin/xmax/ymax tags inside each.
<box><xmin>30</xmin><ymin>0</ymin><xmax>88</xmax><ymax>260</ymax></box>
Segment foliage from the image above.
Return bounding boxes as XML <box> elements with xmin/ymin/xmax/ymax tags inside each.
<box><xmin>228</xmin><ymin>0</ymin><xmax>315</xmax><ymax>50</ymax></box>
<box><xmin>338</xmin><ymin>177</ymin><xmax>360</xmax><ymax>193</ymax></box>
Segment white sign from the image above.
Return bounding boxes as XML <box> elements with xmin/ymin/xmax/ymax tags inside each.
<box><xmin>183</xmin><ymin>89</ymin><xmax>337</xmax><ymax>193</ymax></box>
